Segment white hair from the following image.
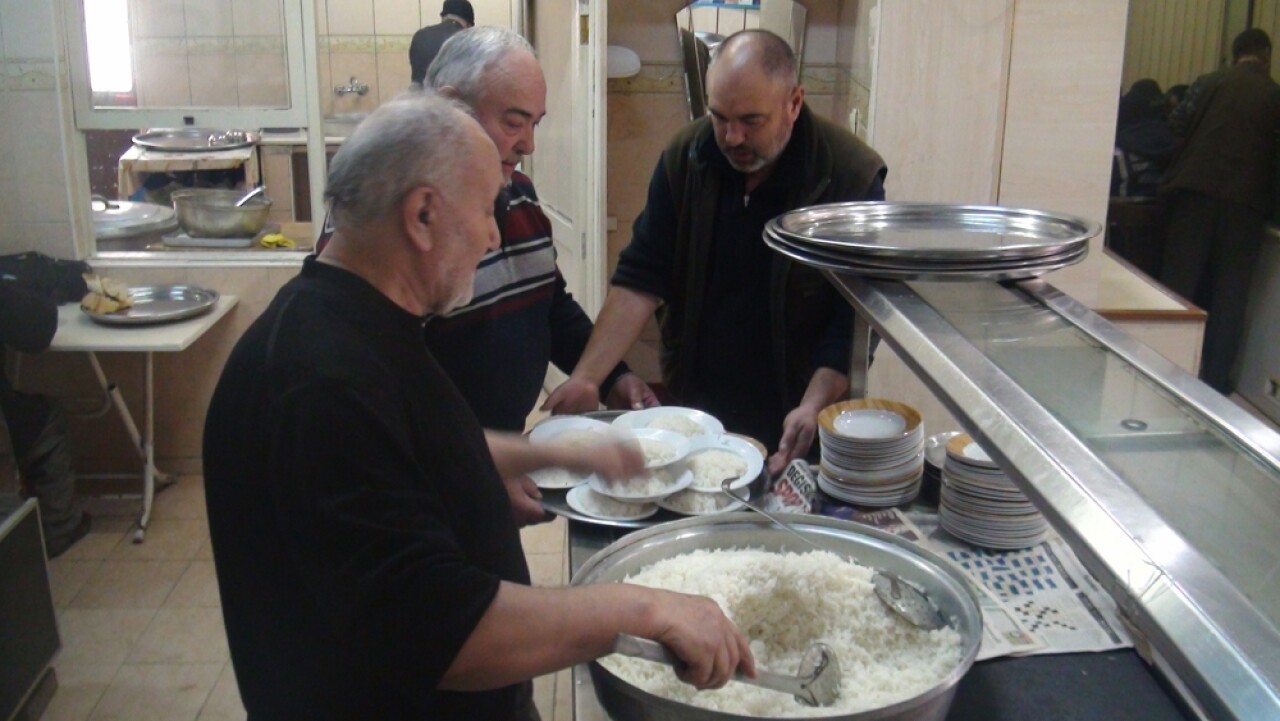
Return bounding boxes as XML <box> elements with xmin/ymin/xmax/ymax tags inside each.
<box><xmin>324</xmin><ymin>90</ymin><xmax>475</xmax><ymax>229</ymax></box>
<box><xmin>426</xmin><ymin>26</ymin><xmax>534</xmax><ymax>102</ymax></box>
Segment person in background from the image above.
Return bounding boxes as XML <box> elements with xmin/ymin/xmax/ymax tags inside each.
<box><xmin>409</xmin><ymin>0</ymin><xmax>474</xmax><ymax>85</ymax></box>
<box><xmin>1160</xmin><ymin>28</ymin><xmax>1280</xmax><ymax>394</ymax></box>
<box><xmin>1111</xmin><ymin>78</ymin><xmax>1176</xmax><ymax>198</ymax></box>
<box><xmin>0</xmin><ymin>276</ymin><xmax>90</xmax><ymax>559</ymax></box>
<box><xmin>544</xmin><ymin>29</ymin><xmax>887</xmax><ymax>476</ymax></box>
<box><xmin>203</xmin><ymin>92</ymin><xmax>753</xmax><ymax>721</ymax></box>
<box><xmin>1164</xmin><ymin>83</ymin><xmax>1189</xmax><ymax>119</ymax></box>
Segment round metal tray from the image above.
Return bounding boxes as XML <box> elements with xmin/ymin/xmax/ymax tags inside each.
<box><xmin>84</xmin><ymin>285</ymin><xmax>219</xmax><ymax>326</ymax></box>
<box><xmin>769</xmin><ymin>202</ymin><xmax>1099</xmax><ymax>260</ymax></box>
<box><xmin>132</xmin><ymin>128</ymin><xmax>260</xmax><ymax>152</ymax></box>
<box><xmin>91</xmin><ymin>198</ymin><xmax>178</xmax><ymax>239</ymax></box>
<box><xmin>764</xmin><ymin>229</ymin><xmax>1089</xmax><ymax>282</ymax></box>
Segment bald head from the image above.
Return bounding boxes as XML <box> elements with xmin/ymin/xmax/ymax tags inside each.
<box><xmin>708</xmin><ymin>29</ymin><xmax>798</xmax><ymax>90</ymax></box>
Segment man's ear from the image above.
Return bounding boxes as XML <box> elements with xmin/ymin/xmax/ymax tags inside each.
<box><xmin>437</xmin><ymin>85</ymin><xmax>462</xmax><ymax>101</ymax></box>
<box><xmin>402</xmin><ymin>186</ymin><xmax>437</xmax><ymax>252</ymax></box>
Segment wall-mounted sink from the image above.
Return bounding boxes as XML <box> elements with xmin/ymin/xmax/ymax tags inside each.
<box><xmin>321</xmin><ymin>113</ymin><xmax>369</xmax><ymax>139</ymax></box>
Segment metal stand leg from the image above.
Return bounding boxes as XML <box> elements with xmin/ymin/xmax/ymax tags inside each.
<box><xmin>848</xmin><ymin>312</ymin><xmax>872</xmax><ymax>400</ymax></box>
<box><xmin>85</xmin><ymin>351</ymin><xmax>168</xmax><ymax>543</ymax></box>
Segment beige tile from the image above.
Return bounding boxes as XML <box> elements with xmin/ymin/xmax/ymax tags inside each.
<box><xmin>56</xmin><ymin>608</ymin><xmax>156</xmax><ymax>668</ymax></box>
<box><xmin>194</xmin><ymin>537</ymin><xmax>215</xmax><ymax>561</ymax></box>
<box><xmin>184</xmin><ymin>0</ymin><xmax>234</xmax><ymax>36</ymax></box>
<box><xmin>196</xmin><ymin>662</ymin><xmax>245</xmax><ymax>721</ymax></box>
<box><xmin>375</xmin><ymin>47</ymin><xmax>411</xmax><ymax>104</ymax></box>
<box><xmin>189</xmin><ymin>54</ymin><xmax>240</xmax><ymax>107</ymax></box>
<box><xmin>525</xmin><ymin>552</ymin><xmax>564</xmax><ymax>587</ymax></box>
<box><xmin>89</xmin><ymin>662</ymin><xmax>223</xmax><ymax>721</ymax></box>
<box><xmin>132</xmin><ymin>0</ymin><xmax>187</xmax><ymax>38</ymax></box>
<box><xmin>70</xmin><ymin>560</ymin><xmax>188</xmax><ymax>609</ymax></box>
<box><xmin>533</xmin><ymin>673</ymin><xmax>554</xmax><ymax>721</ymax></box>
<box><xmin>49</xmin><ymin>560</ymin><xmax>104</xmax><ymax>608</ymax></box>
<box><xmin>128</xmin><ymin>607</ymin><xmax>229</xmax><ymax>664</ymax></box>
<box><xmin>43</xmin><ymin>662</ymin><xmax>118</xmax><ymax>721</ymax></box>
<box><xmin>164</xmin><ymin>561</ymin><xmax>222</xmax><ymax>608</ymax></box>
<box><xmin>327</xmin><ymin>0</ymin><xmax>374</xmax><ymax>35</ymax></box>
<box><xmin>135</xmin><ymin>55</ymin><xmax>192</xmax><ymax>108</ymax></box>
<box><xmin>151</xmin><ymin>476</ymin><xmax>207</xmax><ymax>521</ymax></box>
<box><xmin>59</xmin><ymin>531</ymin><xmax>126</xmax><ymax>562</ymax></box>
<box><xmin>553</xmin><ymin>667</ymin><xmax>572</xmax><ymax>721</ymax></box>
<box><xmin>235</xmin><ymin>53</ymin><xmax>289</xmax><ymax>108</ymax></box>
<box><xmin>374</xmin><ymin>0</ymin><xmax>418</xmax><ymax>35</ymax></box>
<box><xmin>231</xmin><ymin>0</ymin><xmax>282</xmax><ymax>36</ymax></box>
<box><xmin>519</xmin><ymin>515</ymin><xmax>565</xmax><ymax>554</ymax></box>
<box><xmin>108</xmin><ymin>519</ymin><xmax>207</xmax><ymax>562</ymax></box>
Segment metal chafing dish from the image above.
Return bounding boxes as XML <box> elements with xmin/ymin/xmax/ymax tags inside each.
<box><xmin>571</xmin><ymin>513</ymin><xmax>982</xmax><ymax>721</ymax></box>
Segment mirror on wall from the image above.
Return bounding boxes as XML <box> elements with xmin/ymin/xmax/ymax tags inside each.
<box><xmin>674</xmin><ymin>0</ymin><xmax>807</xmax><ymax>120</ymax></box>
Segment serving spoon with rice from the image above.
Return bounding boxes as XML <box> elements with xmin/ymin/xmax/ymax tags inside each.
<box><xmin>611</xmin><ymin>633</ymin><xmax>842</xmax><ymax>707</ymax></box>
<box><xmin>722</xmin><ymin>479</ymin><xmax>947</xmax><ymax>631</ymax></box>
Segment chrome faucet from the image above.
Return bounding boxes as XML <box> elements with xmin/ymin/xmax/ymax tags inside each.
<box><xmin>334</xmin><ymin>76</ymin><xmax>369</xmax><ymax>97</ymax></box>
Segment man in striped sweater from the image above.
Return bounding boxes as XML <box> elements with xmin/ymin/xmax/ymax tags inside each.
<box><xmin>318</xmin><ymin>28</ymin><xmax>654</xmax><ymax>523</ymax></box>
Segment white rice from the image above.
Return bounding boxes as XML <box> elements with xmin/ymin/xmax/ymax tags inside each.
<box><xmin>528</xmin><ymin>467</ymin><xmax>585</xmax><ymax>489</ymax></box>
<box><xmin>688</xmin><ymin>449</ymin><xmax>749</xmax><ymax>489</ymax></box>
<box><xmin>578</xmin><ymin>488</ymin><xmax>656</xmax><ymax>518</ymax></box>
<box><xmin>601</xmin><ymin>468</ymin><xmax>675</xmax><ymax>498</ymax></box>
<box><xmin>601</xmin><ymin>549</ymin><xmax>964</xmax><ymax>717</ymax></box>
<box><xmin>661</xmin><ymin>489</ymin><xmax>739</xmax><ymax>514</ymax></box>
<box><xmin>638</xmin><ymin>438</ymin><xmax>677</xmax><ymax>466</ymax></box>
<box><xmin>649</xmin><ymin>415</ymin><xmax>706</xmax><ymax>438</ymax></box>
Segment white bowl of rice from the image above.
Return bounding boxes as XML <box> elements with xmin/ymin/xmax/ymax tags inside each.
<box><xmin>613</xmin><ymin>406</ymin><xmax>725</xmax><ymax>439</ymax></box>
<box><xmin>685</xmin><ymin>434</ymin><xmax>765</xmax><ymax>493</ymax></box>
<box><xmin>573</xmin><ymin>513</ymin><xmax>982</xmax><ymax>720</ymax></box>
<box><xmin>656</xmin><ymin>488</ymin><xmax>746</xmax><ymax>516</ymax></box>
<box><xmin>623</xmin><ymin>428</ymin><xmax>692</xmax><ymax>469</ymax></box>
<box><xmin>566</xmin><ymin>485</ymin><xmax>658</xmax><ymax>521</ymax></box>
<box><xmin>589</xmin><ymin>465</ymin><xmax>694</xmax><ymax>503</ymax></box>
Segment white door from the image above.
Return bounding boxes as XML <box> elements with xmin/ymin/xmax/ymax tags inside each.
<box><xmin>527</xmin><ymin>0</ymin><xmax>607</xmax><ymax>317</ymax></box>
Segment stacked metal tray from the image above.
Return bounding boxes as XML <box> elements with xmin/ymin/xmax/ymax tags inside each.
<box><xmin>764</xmin><ymin>202</ymin><xmax>1101</xmax><ymax>281</ymax></box>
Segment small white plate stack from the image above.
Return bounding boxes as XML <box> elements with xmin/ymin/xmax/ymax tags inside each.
<box><xmin>815</xmin><ymin>399</ymin><xmax>925</xmax><ymax>507</ymax></box>
<box><xmin>939</xmin><ymin>433</ymin><xmax>1049</xmax><ymax>550</ymax></box>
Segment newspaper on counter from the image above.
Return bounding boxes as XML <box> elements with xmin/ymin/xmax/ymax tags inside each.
<box><xmin>909</xmin><ymin>511</ymin><xmax>1132</xmax><ymax>656</ymax></box>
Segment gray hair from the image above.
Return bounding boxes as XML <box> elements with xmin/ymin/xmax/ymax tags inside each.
<box><xmin>710</xmin><ymin>29</ymin><xmax>798</xmax><ymax>87</ymax></box>
<box><xmin>425</xmin><ymin>26</ymin><xmax>534</xmax><ymax>102</ymax></box>
<box><xmin>324</xmin><ymin>90</ymin><xmax>476</xmax><ymax>229</ymax></box>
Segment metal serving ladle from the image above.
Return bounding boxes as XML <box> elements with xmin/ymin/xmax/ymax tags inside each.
<box><xmin>234</xmin><ymin>185</ymin><xmax>266</xmax><ymax>207</ymax></box>
<box><xmin>612</xmin><ymin>633</ymin><xmax>842</xmax><ymax>707</ymax></box>
<box><xmin>722</xmin><ymin>479</ymin><xmax>947</xmax><ymax>631</ymax></box>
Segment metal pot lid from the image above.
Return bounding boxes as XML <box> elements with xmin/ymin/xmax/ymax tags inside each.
<box><xmin>91</xmin><ymin>197</ymin><xmax>178</xmax><ymax>239</ymax></box>
<box><xmin>132</xmin><ymin>128</ymin><xmax>259</xmax><ymax>152</ymax></box>
<box><xmin>769</xmin><ymin>202</ymin><xmax>1100</xmax><ymax>261</ymax></box>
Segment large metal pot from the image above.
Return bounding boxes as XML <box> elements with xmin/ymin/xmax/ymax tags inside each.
<box><xmin>572</xmin><ymin>513</ymin><xmax>982</xmax><ymax>721</ymax></box>
<box><xmin>171</xmin><ymin>188</ymin><xmax>271</xmax><ymax>238</ymax></box>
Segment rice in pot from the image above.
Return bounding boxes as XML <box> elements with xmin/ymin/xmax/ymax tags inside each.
<box><xmin>600</xmin><ymin>548</ymin><xmax>964</xmax><ymax>717</ymax></box>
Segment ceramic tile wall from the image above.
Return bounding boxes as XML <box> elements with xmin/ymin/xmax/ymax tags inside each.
<box><xmin>0</xmin><ymin>0</ymin><xmax>76</xmax><ymax>258</ymax></box>
<box><xmin>129</xmin><ymin>0</ymin><xmax>289</xmax><ymax>109</ymax></box>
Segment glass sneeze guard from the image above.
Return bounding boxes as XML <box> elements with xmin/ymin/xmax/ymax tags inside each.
<box><xmin>829</xmin><ymin>273</ymin><xmax>1280</xmax><ymax>721</ymax></box>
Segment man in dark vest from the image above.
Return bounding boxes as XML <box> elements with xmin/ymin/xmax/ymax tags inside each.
<box><xmin>545</xmin><ymin>30</ymin><xmax>887</xmax><ymax>476</ymax></box>
<box><xmin>409</xmin><ymin>0</ymin><xmax>474</xmax><ymax>85</ymax></box>
<box><xmin>1160</xmin><ymin>28</ymin><xmax>1280</xmax><ymax>394</ymax></box>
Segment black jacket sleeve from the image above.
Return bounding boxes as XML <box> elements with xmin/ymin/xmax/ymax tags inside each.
<box><xmin>0</xmin><ymin>278</ymin><xmax>58</xmax><ymax>352</ymax></box>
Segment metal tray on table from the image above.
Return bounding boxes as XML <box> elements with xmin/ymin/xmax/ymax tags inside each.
<box><xmin>132</xmin><ymin>128</ymin><xmax>260</xmax><ymax>152</ymax></box>
<box><xmin>84</xmin><ymin>285</ymin><xmax>219</xmax><ymax>326</ymax></box>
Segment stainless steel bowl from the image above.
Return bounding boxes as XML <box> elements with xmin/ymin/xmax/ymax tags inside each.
<box><xmin>572</xmin><ymin>513</ymin><xmax>983</xmax><ymax>721</ymax></box>
<box><xmin>171</xmin><ymin>188</ymin><xmax>272</xmax><ymax>238</ymax></box>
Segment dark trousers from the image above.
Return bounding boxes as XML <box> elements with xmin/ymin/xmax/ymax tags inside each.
<box><xmin>1160</xmin><ymin>191</ymin><xmax>1264</xmax><ymax>394</ymax></box>
<box><xmin>0</xmin><ymin>385</ymin><xmax>83</xmax><ymax>545</ymax></box>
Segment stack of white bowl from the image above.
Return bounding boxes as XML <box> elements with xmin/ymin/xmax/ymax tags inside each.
<box><xmin>939</xmin><ymin>433</ymin><xmax>1049</xmax><ymax>549</ymax></box>
<box><xmin>816</xmin><ymin>399</ymin><xmax>925</xmax><ymax>507</ymax></box>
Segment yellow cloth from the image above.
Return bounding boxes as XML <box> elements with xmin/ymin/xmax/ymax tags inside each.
<box><xmin>259</xmin><ymin>233</ymin><xmax>296</xmax><ymax>249</ymax></box>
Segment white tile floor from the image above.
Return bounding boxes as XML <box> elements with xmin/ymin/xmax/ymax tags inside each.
<box><xmin>42</xmin><ymin>476</ymin><xmax>574</xmax><ymax>721</ymax></box>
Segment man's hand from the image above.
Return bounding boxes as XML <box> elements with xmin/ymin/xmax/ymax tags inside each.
<box><xmin>560</xmin><ymin>437</ymin><xmax>645</xmax><ymax>482</ymax></box>
<box><xmin>504</xmin><ymin>475</ymin><xmax>552</xmax><ymax>527</ymax></box>
<box><xmin>605</xmin><ymin>372</ymin><xmax>660</xmax><ymax>411</ymax></box>
<box><xmin>542</xmin><ymin>377</ymin><xmax>601</xmax><ymax>416</ymax></box>
<box><xmin>767</xmin><ymin>403</ymin><xmax>820</xmax><ymax>476</ymax></box>
<box><xmin>650</xmin><ymin>590</ymin><xmax>756</xmax><ymax>690</ymax></box>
